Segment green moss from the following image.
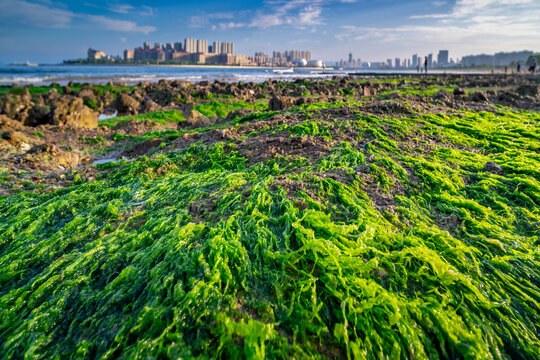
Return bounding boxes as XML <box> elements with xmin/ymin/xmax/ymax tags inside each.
<box><xmin>0</xmin><ymin>97</ymin><xmax>539</xmax><ymax>359</ymax></box>
<box><xmin>99</xmin><ymin>110</ymin><xmax>186</xmax><ymax>128</ymax></box>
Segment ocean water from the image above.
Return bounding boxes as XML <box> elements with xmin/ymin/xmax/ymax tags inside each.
<box><xmin>0</xmin><ymin>65</ymin><xmax>355</xmax><ymax>86</ymax></box>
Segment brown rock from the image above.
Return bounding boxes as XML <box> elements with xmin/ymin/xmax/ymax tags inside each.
<box><xmin>484</xmin><ymin>162</ymin><xmax>503</xmax><ymax>174</ymax></box>
<box><xmin>116</xmin><ymin>93</ymin><xmax>140</xmax><ymax>115</ymax></box>
<box><xmin>140</xmin><ymin>99</ymin><xmax>160</xmax><ymax>113</ymax></box>
<box><xmin>516</xmin><ymin>85</ymin><xmax>540</xmax><ymax>97</ymax></box>
<box><xmin>179</xmin><ymin>109</ymin><xmax>215</xmax><ymax>128</ymax></box>
<box><xmin>453</xmin><ymin>87</ymin><xmax>466</xmax><ymax>96</ymax></box>
<box><xmin>268</xmin><ymin>96</ymin><xmax>295</xmax><ymax>111</ymax></box>
<box><xmin>25</xmin><ymin>105</ymin><xmax>50</xmax><ymax>127</ymax></box>
<box><xmin>24</xmin><ymin>143</ymin><xmax>79</xmax><ymax>170</ymax></box>
<box><xmin>50</xmin><ymin>97</ymin><xmax>98</xmax><ymax>128</ymax></box>
<box><xmin>0</xmin><ymin>114</ymin><xmax>24</xmax><ymax>131</ymax></box>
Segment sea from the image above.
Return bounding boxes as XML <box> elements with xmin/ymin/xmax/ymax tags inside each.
<box><xmin>0</xmin><ymin>64</ymin><xmax>452</xmax><ymax>86</ymax></box>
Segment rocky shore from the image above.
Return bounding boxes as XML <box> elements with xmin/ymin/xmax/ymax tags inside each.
<box><xmin>0</xmin><ymin>74</ymin><xmax>539</xmax><ymax>358</ymax></box>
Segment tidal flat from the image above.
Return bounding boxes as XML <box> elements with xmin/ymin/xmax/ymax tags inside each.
<box><xmin>0</xmin><ymin>74</ymin><xmax>539</xmax><ymax>359</ymax></box>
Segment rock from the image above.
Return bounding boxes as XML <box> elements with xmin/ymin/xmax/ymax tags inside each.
<box><xmin>484</xmin><ymin>161</ymin><xmax>503</xmax><ymax>174</ymax></box>
<box><xmin>77</xmin><ymin>88</ymin><xmax>96</xmax><ymax>100</ymax></box>
<box><xmin>268</xmin><ymin>96</ymin><xmax>295</xmax><ymax>111</ymax></box>
<box><xmin>115</xmin><ymin>93</ymin><xmax>140</xmax><ymax>115</ymax></box>
<box><xmin>432</xmin><ymin>89</ymin><xmax>450</xmax><ymax>101</ymax></box>
<box><xmin>24</xmin><ymin>143</ymin><xmax>79</xmax><ymax>170</ymax></box>
<box><xmin>50</xmin><ymin>97</ymin><xmax>98</xmax><ymax>128</ymax></box>
<box><xmin>453</xmin><ymin>87</ymin><xmax>466</xmax><ymax>96</ymax></box>
<box><xmin>469</xmin><ymin>92</ymin><xmax>489</xmax><ymax>102</ymax></box>
<box><xmin>363</xmin><ymin>87</ymin><xmax>373</xmax><ymax>96</ymax></box>
<box><xmin>25</xmin><ymin>105</ymin><xmax>50</xmax><ymax>127</ymax></box>
<box><xmin>179</xmin><ymin>110</ymin><xmax>215</xmax><ymax>129</ymax></box>
<box><xmin>0</xmin><ymin>114</ymin><xmax>24</xmax><ymax>131</ymax></box>
<box><xmin>140</xmin><ymin>99</ymin><xmax>160</xmax><ymax>113</ymax></box>
<box><xmin>516</xmin><ymin>85</ymin><xmax>540</xmax><ymax>97</ymax></box>
<box><xmin>387</xmin><ymin>92</ymin><xmax>400</xmax><ymax>99</ymax></box>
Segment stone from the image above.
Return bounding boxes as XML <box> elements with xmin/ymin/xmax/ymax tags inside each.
<box><xmin>179</xmin><ymin>109</ymin><xmax>215</xmax><ymax>129</ymax></box>
<box><xmin>115</xmin><ymin>93</ymin><xmax>140</xmax><ymax>115</ymax></box>
<box><xmin>140</xmin><ymin>99</ymin><xmax>160</xmax><ymax>113</ymax></box>
<box><xmin>432</xmin><ymin>89</ymin><xmax>450</xmax><ymax>101</ymax></box>
<box><xmin>0</xmin><ymin>114</ymin><xmax>24</xmax><ymax>131</ymax></box>
<box><xmin>469</xmin><ymin>92</ymin><xmax>489</xmax><ymax>102</ymax></box>
<box><xmin>387</xmin><ymin>92</ymin><xmax>400</xmax><ymax>99</ymax></box>
<box><xmin>484</xmin><ymin>161</ymin><xmax>503</xmax><ymax>174</ymax></box>
<box><xmin>453</xmin><ymin>87</ymin><xmax>466</xmax><ymax>96</ymax></box>
<box><xmin>25</xmin><ymin>105</ymin><xmax>50</xmax><ymax>127</ymax></box>
<box><xmin>225</xmin><ymin>108</ymin><xmax>255</xmax><ymax>122</ymax></box>
<box><xmin>268</xmin><ymin>96</ymin><xmax>295</xmax><ymax>111</ymax></box>
<box><xmin>516</xmin><ymin>85</ymin><xmax>540</xmax><ymax>97</ymax></box>
<box><xmin>50</xmin><ymin>97</ymin><xmax>98</xmax><ymax>128</ymax></box>
<box><xmin>363</xmin><ymin>87</ymin><xmax>373</xmax><ymax>96</ymax></box>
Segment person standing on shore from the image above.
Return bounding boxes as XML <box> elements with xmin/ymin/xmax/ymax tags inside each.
<box><xmin>424</xmin><ymin>56</ymin><xmax>428</xmax><ymax>74</ymax></box>
<box><xmin>517</xmin><ymin>62</ymin><xmax>521</xmax><ymax>73</ymax></box>
<box><xmin>529</xmin><ymin>58</ymin><xmax>536</xmax><ymax>74</ymax></box>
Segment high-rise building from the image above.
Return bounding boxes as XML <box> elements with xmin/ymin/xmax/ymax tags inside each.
<box><xmin>196</xmin><ymin>39</ymin><xmax>208</xmax><ymax>53</ymax></box>
<box><xmin>220</xmin><ymin>42</ymin><xmax>234</xmax><ymax>54</ymax></box>
<box><xmin>88</xmin><ymin>48</ymin><xmax>106</xmax><ymax>60</ymax></box>
<box><xmin>154</xmin><ymin>42</ymin><xmax>161</xmax><ymax>49</ymax></box>
<box><xmin>174</xmin><ymin>42</ymin><xmax>183</xmax><ymax>52</ymax></box>
<box><xmin>387</xmin><ymin>59</ymin><xmax>392</xmax><ymax>67</ymax></box>
<box><xmin>427</xmin><ymin>53</ymin><xmax>433</xmax><ymax>67</ymax></box>
<box><xmin>212</xmin><ymin>41</ymin><xmax>221</xmax><ymax>54</ymax></box>
<box><xmin>143</xmin><ymin>42</ymin><xmax>151</xmax><ymax>50</ymax></box>
<box><xmin>184</xmin><ymin>38</ymin><xmax>197</xmax><ymax>53</ymax></box>
<box><xmin>437</xmin><ymin>50</ymin><xmax>449</xmax><ymax>66</ymax></box>
<box><xmin>412</xmin><ymin>54</ymin><xmax>418</xmax><ymax>67</ymax></box>
<box><xmin>123</xmin><ymin>49</ymin><xmax>134</xmax><ymax>61</ymax></box>
<box><xmin>395</xmin><ymin>58</ymin><xmax>400</xmax><ymax>68</ymax></box>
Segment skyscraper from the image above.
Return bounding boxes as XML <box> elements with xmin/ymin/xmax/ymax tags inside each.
<box><xmin>437</xmin><ymin>50</ymin><xmax>449</xmax><ymax>66</ymax></box>
<box><xmin>412</xmin><ymin>54</ymin><xmax>418</xmax><ymax>67</ymax></box>
<box><xmin>395</xmin><ymin>58</ymin><xmax>400</xmax><ymax>68</ymax></box>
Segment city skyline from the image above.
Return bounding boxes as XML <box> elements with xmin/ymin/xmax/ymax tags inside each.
<box><xmin>0</xmin><ymin>0</ymin><xmax>539</xmax><ymax>64</ymax></box>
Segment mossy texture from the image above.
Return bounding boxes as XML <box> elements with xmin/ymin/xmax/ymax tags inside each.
<box><xmin>0</xmin><ymin>102</ymin><xmax>539</xmax><ymax>359</ymax></box>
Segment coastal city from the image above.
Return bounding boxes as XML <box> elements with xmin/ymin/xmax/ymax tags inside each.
<box><xmin>83</xmin><ymin>37</ymin><xmax>535</xmax><ymax>70</ymax></box>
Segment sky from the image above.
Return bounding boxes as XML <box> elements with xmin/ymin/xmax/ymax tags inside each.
<box><xmin>0</xmin><ymin>0</ymin><xmax>539</xmax><ymax>64</ymax></box>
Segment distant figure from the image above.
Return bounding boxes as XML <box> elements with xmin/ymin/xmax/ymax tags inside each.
<box><xmin>504</xmin><ymin>66</ymin><xmax>507</xmax><ymax>74</ymax></box>
<box><xmin>416</xmin><ymin>64</ymin><xmax>420</xmax><ymax>73</ymax></box>
<box><xmin>424</xmin><ymin>56</ymin><xmax>428</xmax><ymax>74</ymax></box>
<box><xmin>517</xmin><ymin>62</ymin><xmax>521</xmax><ymax>73</ymax></box>
<box><xmin>529</xmin><ymin>58</ymin><xmax>537</xmax><ymax>74</ymax></box>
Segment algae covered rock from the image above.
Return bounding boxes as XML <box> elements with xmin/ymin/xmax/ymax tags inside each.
<box><xmin>50</xmin><ymin>97</ymin><xmax>98</xmax><ymax>128</ymax></box>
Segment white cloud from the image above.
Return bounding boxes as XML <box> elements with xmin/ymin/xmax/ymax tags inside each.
<box><xmin>248</xmin><ymin>0</ymin><xmax>324</xmax><ymax>29</ymax></box>
<box><xmin>0</xmin><ymin>0</ymin><xmax>74</xmax><ymax>28</ymax></box>
<box><xmin>88</xmin><ymin>15</ymin><xmax>156</xmax><ymax>34</ymax></box>
<box><xmin>218</xmin><ymin>22</ymin><xmax>246</xmax><ymax>30</ymax></box>
<box><xmin>140</xmin><ymin>5</ymin><xmax>155</xmax><ymax>16</ymax></box>
<box><xmin>109</xmin><ymin>4</ymin><xmax>134</xmax><ymax>14</ymax></box>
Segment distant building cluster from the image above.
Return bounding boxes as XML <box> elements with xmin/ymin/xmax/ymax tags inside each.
<box><xmin>87</xmin><ymin>38</ymin><xmax>319</xmax><ymax>67</ymax></box>
<box><xmin>337</xmin><ymin>49</ymin><xmax>534</xmax><ymax>70</ymax></box>
<box><xmin>461</xmin><ymin>51</ymin><xmax>532</xmax><ymax>67</ymax></box>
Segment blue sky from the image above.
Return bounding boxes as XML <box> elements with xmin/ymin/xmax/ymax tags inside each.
<box><xmin>0</xmin><ymin>0</ymin><xmax>538</xmax><ymax>63</ymax></box>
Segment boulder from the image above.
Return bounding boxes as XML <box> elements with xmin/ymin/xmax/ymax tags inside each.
<box><xmin>387</xmin><ymin>92</ymin><xmax>400</xmax><ymax>99</ymax></box>
<box><xmin>179</xmin><ymin>110</ymin><xmax>215</xmax><ymax>129</ymax></box>
<box><xmin>432</xmin><ymin>89</ymin><xmax>450</xmax><ymax>101</ymax></box>
<box><xmin>469</xmin><ymin>92</ymin><xmax>489</xmax><ymax>102</ymax></box>
<box><xmin>516</xmin><ymin>85</ymin><xmax>540</xmax><ymax>97</ymax></box>
<box><xmin>0</xmin><ymin>114</ymin><xmax>24</xmax><ymax>131</ymax></box>
<box><xmin>268</xmin><ymin>96</ymin><xmax>295</xmax><ymax>111</ymax></box>
<box><xmin>24</xmin><ymin>143</ymin><xmax>80</xmax><ymax>170</ymax></box>
<box><xmin>484</xmin><ymin>161</ymin><xmax>503</xmax><ymax>174</ymax></box>
<box><xmin>25</xmin><ymin>105</ymin><xmax>51</xmax><ymax>127</ymax></box>
<box><xmin>363</xmin><ymin>87</ymin><xmax>373</xmax><ymax>96</ymax></box>
<box><xmin>453</xmin><ymin>87</ymin><xmax>466</xmax><ymax>96</ymax></box>
<box><xmin>140</xmin><ymin>99</ymin><xmax>160</xmax><ymax>113</ymax></box>
<box><xmin>50</xmin><ymin>97</ymin><xmax>98</xmax><ymax>128</ymax></box>
<box><xmin>116</xmin><ymin>93</ymin><xmax>140</xmax><ymax>115</ymax></box>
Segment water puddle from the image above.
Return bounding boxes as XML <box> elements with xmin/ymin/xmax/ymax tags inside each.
<box><xmin>98</xmin><ymin>111</ymin><xmax>118</xmax><ymax>121</ymax></box>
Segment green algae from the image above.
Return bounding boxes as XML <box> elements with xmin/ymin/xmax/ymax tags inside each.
<box><xmin>0</xmin><ymin>100</ymin><xmax>539</xmax><ymax>359</ymax></box>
